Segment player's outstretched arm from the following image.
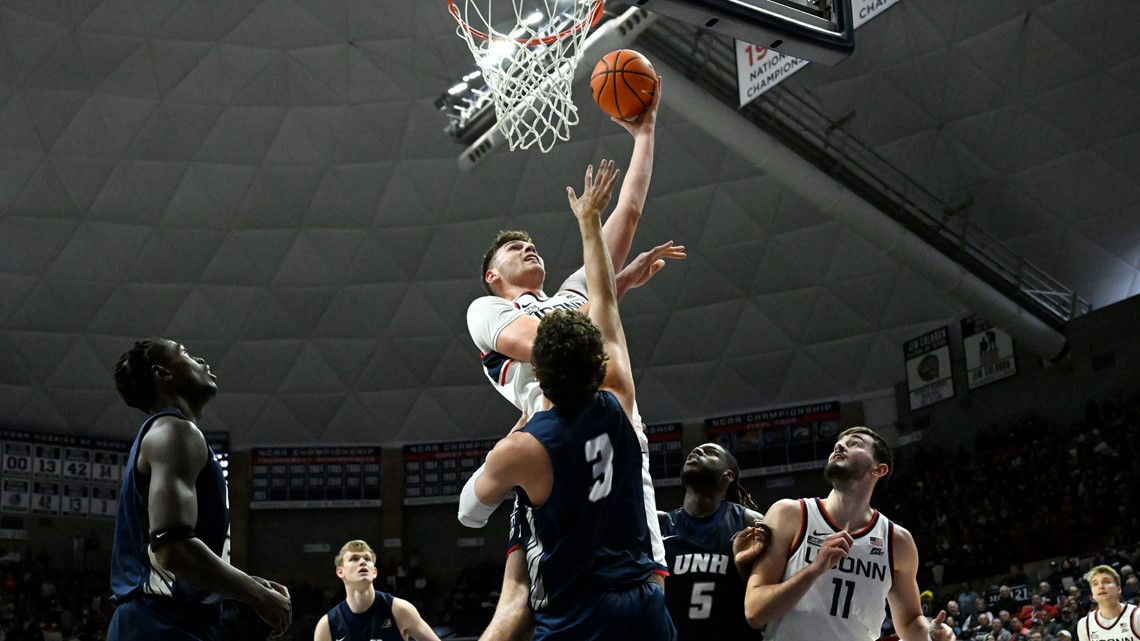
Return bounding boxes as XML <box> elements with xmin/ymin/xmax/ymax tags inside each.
<box><xmin>478</xmin><ymin>549</ymin><xmax>536</xmax><ymax>641</ymax></box>
<box><xmin>142</xmin><ymin>416</ymin><xmax>291</xmax><ymax>637</ymax></box>
<box><xmin>459</xmin><ymin>433</ymin><xmax>547</xmax><ymax>527</ymax></box>
<box><xmin>313</xmin><ymin>614</ymin><xmax>332</xmax><ymax>641</ymax></box>
<box><xmin>887</xmin><ymin>526</ymin><xmax>956</xmax><ymax>641</ymax></box>
<box><xmin>392</xmin><ymin>597</ymin><xmax>443</xmax><ymax>641</ymax></box>
<box><xmin>567</xmin><ymin>160</ymin><xmax>634</xmax><ymax>415</ymax></box>
<box><xmin>603</xmin><ymin>76</ymin><xmax>661</xmax><ymax>270</ymax></box>
<box><xmin>744</xmin><ymin>499</ymin><xmax>848</xmax><ymax>629</ymax></box>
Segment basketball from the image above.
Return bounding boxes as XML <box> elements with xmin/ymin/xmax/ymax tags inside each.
<box><xmin>590</xmin><ymin>50</ymin><xmax>657</xmax><ymax>121</ymax></box>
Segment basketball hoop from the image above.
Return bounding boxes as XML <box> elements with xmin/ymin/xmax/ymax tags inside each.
<box><xmin>448</xmin><ymin>0</ymin><xmax>605</xmax><ymax>153</ymax></box>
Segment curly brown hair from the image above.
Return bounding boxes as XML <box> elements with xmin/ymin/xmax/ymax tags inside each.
<box><xmin>532</xmin><ymin>309</ymin><xmax>607</xmax><ymax>411</ymax></box>
<box><xmin>480</xmin><ymin>230</ymin><xmax>533</xmax><ymax>295</ymax></box>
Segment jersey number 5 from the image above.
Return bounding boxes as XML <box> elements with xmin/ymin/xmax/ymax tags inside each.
<box><xmin>584</xmin><ymin>433</ymin><xmax>614</xmax><ymax>502</ymax></box>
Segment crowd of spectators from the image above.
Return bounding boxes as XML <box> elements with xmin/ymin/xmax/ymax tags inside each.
<box><xmin>0</xmin><ymin>547</ymin><xmax>109</xmax><ymax>641</ymax></box>
<box><xmin>883</xmin><ymin>390</ymin><xmax>1140</xmax><ymax>585</ymax></box>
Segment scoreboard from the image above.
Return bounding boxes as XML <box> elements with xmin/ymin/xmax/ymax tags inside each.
<box><xmin>646</xmin><ymin>423</ymin><xmax>684</xmax><ymax>487</ymax></box>
<box><xmin>705</xmin><ymin>401</ymin><xmax>841</xmax><ymax>477</ymax></box>
<box><xmin>1</xmin><ymin>430</ymin><xmax>129</xmax><ymax>519</ymax></box>
<box><xmin>250</xmin><ymin>447</ymin><xmax>382</xmax><ymax>509</ymax></box>
<box><xmin>403</xmin><ymin>440</ymin><xmax>497</xmax><ymax>506</ymax></box>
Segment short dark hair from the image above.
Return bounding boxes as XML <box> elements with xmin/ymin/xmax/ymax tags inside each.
<box><xmin>531</xmin><ymin>309</ymin><xmax>606</xmax><ymax>411</ymax></box>
<box><xmin>481</xmin><ymin>230</ymin><xmax>533</xmax><ymax>295</ymax></box>
<box><xmin>114</xmin><ymin>339</ymin><xmax>171</xmax><ymax>411</ymax></box>
<box><xmin>837</xmin><ymin>426</ymin><xmax>893</xmax><ymax>485</ymax></box>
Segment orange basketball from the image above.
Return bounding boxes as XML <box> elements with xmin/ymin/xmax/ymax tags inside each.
<box><xmin>590</xmin><ymin>50</ymin><xmax>657</xmax><ymax>121</ymax></box>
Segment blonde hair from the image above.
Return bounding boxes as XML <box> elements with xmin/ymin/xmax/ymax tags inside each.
<box><xmin>334</xmin><ymin>539</ymin><xmax>376</xmax><ymax>568</ymax></box>
<box><xmin>1088</xmin><ymin>564</ymin><xmax>1121</xmax><ymax>586</ymax></box>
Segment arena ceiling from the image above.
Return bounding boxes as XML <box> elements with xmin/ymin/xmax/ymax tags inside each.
<box><xmin>0</xmin><ymin>0</ymin><xmax>1137</xmax><ymax>446</ymax></box>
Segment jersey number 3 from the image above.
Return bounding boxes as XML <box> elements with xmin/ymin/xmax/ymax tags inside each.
<box><xmin>584</xmin><ymin>434</ymin><xmax>614</xmax><ymax>502</ymax></box>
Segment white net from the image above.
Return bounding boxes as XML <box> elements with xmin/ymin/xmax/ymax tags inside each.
<box><xmin>449</xmin><ymin>0</ymin><xmax>603</xmax><ymax>153</ymax></box>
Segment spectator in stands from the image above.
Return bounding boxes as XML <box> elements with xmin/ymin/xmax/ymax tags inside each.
<box><xmin>960</xmin><ymin>585</ymin><xmax>983</xmax><ymax>618</ymax></box>
<box><xmin>1039</xmin><ymin>581</ymin><xmax>1059</xmax><ymax>605</ymax></box>
<box><xmin>947</xmin><ymin>600</ymin><xmax>962</xmax><ymax>623</ymax></box>
<box><xmin>995</xmin><ymin>586</ymin><xmax>1020</xmax><ymax>616</ymax></box>
<box><xmin>1124</xmin><ymin>575</ymin><xmax>1139</xmax><ymax>603</ymax></box>
<box><xmin>1008</xmin><ymin>616</ymin><xmax>1029</xmax><ymax>641</ymax></box>
<box><xmin>992</xmin><ymin>617</ymin><xmax>1012</xmax><ymax>641</ymax></box>
<box><xmin>964</xmin><ymin>611</ymin><xmax>993</xmax><ymax>639</ymax></box>
<box><xmin>965</xmin><ymin>597</ymin><xmax>995</xmax><ymax>631</ymax></box>
<box><xmin>1020</xmin><ymin>594</ymin><xmax>1059</xmax><ymax>626</ymax></box>
<box><xmin>1007</xmin><ymin>565</ymin><xmax>1030</xmax><ymax>586</ymax></box>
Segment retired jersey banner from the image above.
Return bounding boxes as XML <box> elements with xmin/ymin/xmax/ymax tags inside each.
<box><xmin>736</xmin><ymin>0</ymin><xmax>903</xmax><ymax>107</ymax></box>
<box><xmin>705</xmin><ymin>401</ymin><xmax>841</xmax><ymax>477</ymax></box>
<box><xmin>0</xmin><ymin>430</ymin><xmax>128</xmax><ymax>519</ymax></box>
<box><xmin>403</xmin><ymin>439</ymin><xmax>498</xmax><ymax>506</ymax></box>
<box><xmin>646</xmin><ymin>423</ymin><xmax>684</xmax><ymax>487</ymax></box>
<box><xmin>905</xmin><ymin>327</ymin><xmax>954</xmax><ymax>410</ymax></box>
<box><xmin>961</xmin><ymin>315</ymin><xmax>1016</xmax><ymax>390</ymax></box>
<box><xmin>250</xmin><ymin>446</ymin><xmax>382</xmax><ymax>509</ymax></box>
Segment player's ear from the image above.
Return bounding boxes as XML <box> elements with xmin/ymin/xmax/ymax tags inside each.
<box><xmin>151</xmin><ymin>364</ymin><xmax>172</xmax><ymax>383</ymax></box>
<box><xmin>335</xmin><ymin>566</ymin><xmax>345</xmax><ymax>579</ymax></box>
<box><xmin>485</xmin><ymin>268</ymin><xmax>500</xmax><ymax>290</ymax></box>
<box><xmin>723</xmin><ymin>468</ymin><xmax>735</xmax><ymax>484</ymax></box>
<box><xmin>870</xmin><ymin>462</ymin><xmax>888</xmax><ymax>479</ymax></box>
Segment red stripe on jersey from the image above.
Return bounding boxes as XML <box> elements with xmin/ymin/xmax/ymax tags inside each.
<box><xmin>506</xmin><ymin>543</ymin><xmax>521</xmax><ymax>559</ymax></box>
<box><xmin>1131</xmin><ymin>604</ymin><xmax>1139</xmax><ymax>637</ymax></box>
<box><xmin>653</xmin><ymin>568</ymin><xmax>670</xmax><ymax>576</ymax></box>
<box><xmin>1095</xmin><ymin>605</ymin><xmax>1129</xmax><ymax>630</ymax></box>
<box><xmin>499</xmin><ymin>359</ymin><xmax>514</xmax><ymax>386</ymax></box>
<box><xmin>787</xmin><ymin>499</ymin><xmax>807</xmax><ymax>560</ymax></box>
<box><xmin>815</xmin><ymin>498</ymin><xmax>879</xmax><ymax>538</ymax></box>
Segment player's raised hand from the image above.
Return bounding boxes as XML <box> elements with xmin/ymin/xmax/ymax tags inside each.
<box><xmin>929</xmin><ymin>610</ymin><xmax>957</xmax><ymax>641</ymax></box>
<box><xmin>612</xmin><ymin>75</ymin><xmax>661</xmax><ymax>136</ymax></box>
<box><xmin>567</xmin><ymin>159</ymin><xmax>621</xmax><ymax>222</ymax></box>
<box><xmin>619</xmin><ymin>240</ymin><xmax>685</xmax><ymax>290</ymax></box>
<box><xmin>808</xmin><ymin>531</ymin><xmax>853</xmax><ymax>576</ymax></box>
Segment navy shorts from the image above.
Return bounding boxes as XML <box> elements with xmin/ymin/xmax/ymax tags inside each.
<box><xmin>535</xmin><ymin>582</ymin><xmax>677</xmax><ymax>641</ymax></box>
<box><xmin>108</xmin><ymin>596</ymin><xmax>222</xmax><ymax>641</ymax></box>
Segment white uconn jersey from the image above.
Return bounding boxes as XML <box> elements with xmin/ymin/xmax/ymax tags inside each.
<box><xmin>467</xmin><ymin>269</ymin><xmax>587</xmax><ymax>418</ymax></box>
<box><xmin>766</xmin><ymin>499</ymin><xmax>895</xmax><ymax>641</ymax></box>
<box><xmin>1080</xmin><ymin>604</ymin><xmax>1140</xmax><ymax>641</ymax></box>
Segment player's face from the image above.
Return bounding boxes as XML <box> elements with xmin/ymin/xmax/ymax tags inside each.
<box><xmin>1090</xmin><ymin>572</ymin><xmax>1121</xmax><ymax>604</ymax></box>
<box><xmin>490</xmin><ymin>239</ymin><xmax>545</xmax><ymax>289</ymax></box>
<box><xmin>824</xmin><ymin>433</ymin><xmax>879</xmax><ymax>483</ymax></box>
<box><xmin>159</xmin><ymin>341</ymin><xmax>218</xmax><ymax>399</ymax></box>
<box><xmin>338</xmin><ymin>551</ymin><xmax>377</xmax><ymax>585</ymax></box>
<box><xmin>681</xmin><ymin>443</ymin><xmax>733</xmax><ymax>488</ymax></box>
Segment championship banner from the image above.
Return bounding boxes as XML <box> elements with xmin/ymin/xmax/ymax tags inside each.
<box><xmin>961</xmin><ymin>315</ymin><xmax>1016</xmax><ymax>390</ymax></box>
<box><xmin>904</xmin><ymin>326</ymin><xmax>954</xmax><ymax>410</ymax></box>
<box><xmin>250</xmin><ymin>447</ymin><xmax>382</xmax><ymax>509</ymax></box>
<box><xmin>403</xmin><ymin>439</ymin><xmax>498</xmax><ymax>506</ymax></box>
<box><xmin>736</xmin><ymin>0</ymin><xmax>903</xmax><ymax>107</ymax></box>
<box><xmin>705</xmin><ymin>401</ymin><xmax>841</xmax><ymax>477</ymax></box>
<box><xmin>646</xmin><ymin>423</ymin><xmax>684</xmax><ymax>487</ymax></box>
<box><xmin>0</xmin><ymin>430</ymin><xmax>129</xmax><ymax>519</ymax></box>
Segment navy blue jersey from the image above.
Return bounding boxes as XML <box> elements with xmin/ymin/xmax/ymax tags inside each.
<box><xmin>327</xmin><ymin>591</ymin><xmax>403</xmax><ymax>641</ymax></box>
<box><xmin>109</xmin><ymin>410</ymin><xmax>230</xmax><ymax>634</ymax></box>
<box><xmin>659</xmin><ymin>502</ymin><xmax>757</xmax><ymax>640</ymax></box>
<box><xmin>520</xmin><ymin>391</ymin><xmax>657</xmax><ymax>615</ymax></box>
